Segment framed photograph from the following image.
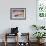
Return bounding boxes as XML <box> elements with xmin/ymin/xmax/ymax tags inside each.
<box><xmin>10</xmin><ymin>8</ymin><xmax>26</xmax><ymax>20</ymax></box>
<box><xmin>36</xmin><ymin>0</ymin><xmax>46</xmax><ymax>26</ymax></box>
<box><xmin>36</xmin><ymin>0</ymin><xmax>46</xmax><ymax>19</ymax></box>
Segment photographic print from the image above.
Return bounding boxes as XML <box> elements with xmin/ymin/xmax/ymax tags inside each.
<box><xmin>10</xmin><ymin>8</ymin><xmax>26</xmax><ymax>20</ymax></box>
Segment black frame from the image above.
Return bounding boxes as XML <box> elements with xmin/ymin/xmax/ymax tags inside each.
<box><xmin>10</xmin><ymin>8</ymin><xmax>26</xmax><ymax>20</ymax></box>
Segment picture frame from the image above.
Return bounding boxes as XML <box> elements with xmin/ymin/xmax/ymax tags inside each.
<box><xmin>36</xmin><ymin>0</ymin><xmax>46</xmax><ymax>18</ymax></box>
<box><xmin>36</xmin><ymin>0</ymin><xmax>46</xmax><ymax>26</ymax></box>
<box><xmin>10</xmin><ymin>8</ymin><xmax>26</xmax><ymax>20</ymax></box>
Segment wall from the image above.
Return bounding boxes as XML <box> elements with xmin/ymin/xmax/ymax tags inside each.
<box><xmin>0</xmin><ymin>0</ymin><xmax>37</xmax><ymax>42</ymax></box>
